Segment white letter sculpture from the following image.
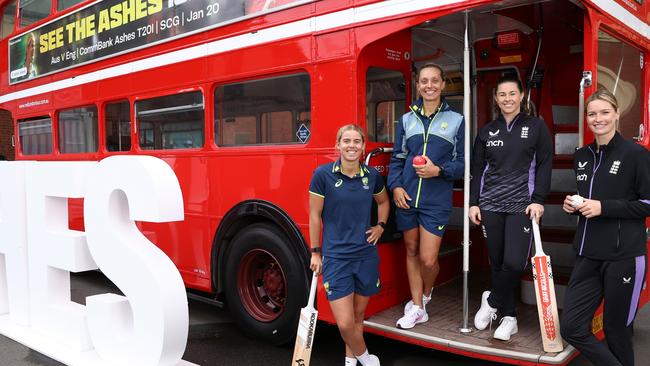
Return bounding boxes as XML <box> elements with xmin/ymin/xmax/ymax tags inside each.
<box><xmin>0</xmin><ymin>157</ymin><xmax>195</xmax><ymax>366</ymax></box>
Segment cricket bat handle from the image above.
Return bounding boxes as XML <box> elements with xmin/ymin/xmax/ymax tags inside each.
<box><xmin>307</xmin><ymin>271</ymin><xmax>318</xmax><ymax>309</ymax></box>
<box><xmin>531</xmin><ymin>217</ymin><xmax>544</xmax><ymax>255</ymax></box>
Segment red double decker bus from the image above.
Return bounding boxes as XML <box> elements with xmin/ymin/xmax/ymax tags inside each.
<box><xmin>0</xmin><ymin>0</ymin><xmax>648</xmax><ymax>364</ymax></box>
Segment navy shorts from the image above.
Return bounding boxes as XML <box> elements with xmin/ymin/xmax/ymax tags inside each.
<box><xmin>395</xmin><ymin>207</ymin><xmax>447</xmax><ymax>237</ymax></box>
<box><xmin>322</xmin><ymin>252</ymin><xmax>381</xmax><ymax>301</ymax></box>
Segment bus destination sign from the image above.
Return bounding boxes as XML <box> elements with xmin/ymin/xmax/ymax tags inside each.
<box><xmin>8</xmin><ymin>0</ymin><xmax>300</xmax><ymax>84</ymax></box>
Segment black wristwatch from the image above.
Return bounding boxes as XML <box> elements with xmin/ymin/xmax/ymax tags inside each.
<box><xmin>377</xmin><ymin>221</ymin><xmax>386</xmax><ymax>229</ymax></box>
<box><xmin>311</xmin><ymin>247</ymin><xmax>321</xmax><ymax>253</ymax></box>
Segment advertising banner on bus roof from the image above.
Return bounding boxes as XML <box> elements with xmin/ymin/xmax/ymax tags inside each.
<box><xmin>8</xmin><ymin>0</ymin><xmax>303</xmax><ymax>84</ymax></box>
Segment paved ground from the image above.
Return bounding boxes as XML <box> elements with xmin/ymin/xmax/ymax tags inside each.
<box><xmin>0</xmin><ymin>271</ymin><xmax>648</xmax><ymax>365</ymax></box>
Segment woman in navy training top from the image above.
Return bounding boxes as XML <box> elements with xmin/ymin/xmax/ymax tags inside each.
<box><xmin>388</xmin><ymin>63</ymin><xmax>465</xmax><ymax>329</ymax></box>
<box><xmin>309</xmin><ymin>124</ymin><xmax>390</xmax><ymax>366</ymax></box>
<box><xmin>470</xmin><ymin>75</ymin><xmax>552</xmax><ymax>341</ymax></box>
<box><xmin>560</xmin><ymin>89</ymin><xmax>650</xmax><ymax>366</ymax></box>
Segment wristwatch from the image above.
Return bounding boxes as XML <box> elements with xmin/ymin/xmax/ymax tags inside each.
<box><xmin>311</xmin><ymin>247</ymin><xmax>321</xmax><ymax>253</ymax></box>
<box><xmin>377</xmin><ymin>221</ymin><xmax>386</xmax><ymax>229</ymax></box>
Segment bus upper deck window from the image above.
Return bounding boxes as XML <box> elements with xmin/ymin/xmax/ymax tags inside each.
<box><xmin>1</xmin><ymin>0</ymin><xmax>16</xmax><ymax>38</ymax></box>
<box><xmin>58</xmin><ymin>0</ymin><xmax>84</xmax><ymax>11</ymax></box>
<box><xmin>19</xmin><ymin>0</ymin><xmax>51</xmax><ymax>27</ymax></box>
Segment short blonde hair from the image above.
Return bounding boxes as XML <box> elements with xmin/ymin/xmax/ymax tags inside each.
<box><xmin>336</xmin><ymin>124</ymin><xmax>365</xmax><ymax>143</ymax></box>
<box><xmin>586</xmin><ymin>88</ymin><xmax>619</xmax><ymax>112</ymax></box>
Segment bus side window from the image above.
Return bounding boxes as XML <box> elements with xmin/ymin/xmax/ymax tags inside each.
<box><xmin>18</xmin><ymin>116</ymin><xmax>52</xmax><ymax>155</ymax></box>
<box><xmin>366</xmin><ymin>67</ymin><xmax>406</xmax><ymax>143</ymax></box>
<box><xmin>214</xmin><ymin>73</ymin><xmax>311</xmax><ymax>146</ymax></box>
<box><xmin>58</xmin><ymin>106</ymin><xmax>99</xmax><ymax>153</ymax></box>
<box><xmin>19</xmin><ymin>0</ymin><xmax>51</xmax><ymax>27</ymax></box>
<box><xmin>136</xmin><ymin>91</ymin><xmax>205</xmax><ymax>150</ymax></box>
<box><xmin>1</xmin><ymin>0</ymin><xmax>16</xmax><ymax>39</ymax></box>
<box><xmin>105</xmin><ymin>101</ymin><xmax>131</xmax><ymax>152</ymax></box>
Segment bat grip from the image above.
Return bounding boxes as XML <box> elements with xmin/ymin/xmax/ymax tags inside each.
<box><xmin>307</xmin><ymin>271</ymin><xmax>318</xmax><ymax>309</ymax></box>
<box><xmin>531</xmin><ymin>218</ymin><xmax>545</xmax><ymax>255</ymax></box>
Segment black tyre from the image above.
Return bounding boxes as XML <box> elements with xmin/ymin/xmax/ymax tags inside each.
<box><xmin>224</xmin><ymin>223</ymin><xmax>309</xmax><ymax>345</ymax></box>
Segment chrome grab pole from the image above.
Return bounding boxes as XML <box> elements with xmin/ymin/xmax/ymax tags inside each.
<box><xmin>364</xmin><ymin>147</ymin><xmax>393</xmax><ymax>166</ymax></box>
<box><xmin>578</xmin><ymin>71</ymin><xmax>592</xmax><ymax>148</ymax></box>
<box><xmin>460</xmin><ymin>9</ymin><xmax>472</xmax><ymax>334</ymax></box>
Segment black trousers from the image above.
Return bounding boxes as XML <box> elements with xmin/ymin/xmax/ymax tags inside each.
<box><xmin>481</xmin><ymin>211</ymin><xmax>532</xmax><ymax>317</ymax></box>
<box><xmin>560</xmin><ymin>256</ymin><xmax>647</xmax><ymax>366</ymax></box>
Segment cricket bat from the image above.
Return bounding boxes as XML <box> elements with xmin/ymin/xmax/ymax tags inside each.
<box><xmin>531</xmin><ymin>219</ymin><xmax>564</xmax><ymax>353</ymax></box>
<box><xmin>291</xmin><ymin>271</ymin><xmax>319</xmax><ymax>366</ymax></box>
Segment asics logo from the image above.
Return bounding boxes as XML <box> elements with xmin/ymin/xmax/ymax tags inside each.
<box><xmin>486</xmin><ymin>140</ymin><xmax>504</xmax><ymax>147</ymax></box>
<box><xmin>335</xmin><ymin>179</ymin><xmax>343</xmax><ymax>187</ymax></box>
<box><xmin>488</xmin><ymin>129</ymin><xmax>500</xmax><ymax>137</ymax></box>
<box><xmin>576</xmin><ymin>174</ymin><xmax>588</xmax><ymax>181</ymax></box>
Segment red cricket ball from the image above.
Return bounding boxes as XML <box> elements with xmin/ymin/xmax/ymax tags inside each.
<box><xmin>413</xmin><ymin>155</ymin><xmax>426</xmax><ymax>166</ymax></box>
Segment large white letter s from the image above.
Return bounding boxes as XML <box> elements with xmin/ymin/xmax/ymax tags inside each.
<box><xmin>84</xmin><ymin>156</ymin><xmax>186</xmax><ymax>366</ymax></box>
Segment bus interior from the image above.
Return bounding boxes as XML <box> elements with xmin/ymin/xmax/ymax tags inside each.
<box><xmin>356</xmin><ymin>0</ymin><xmax>645</xmax><ymax>364</ymax></box>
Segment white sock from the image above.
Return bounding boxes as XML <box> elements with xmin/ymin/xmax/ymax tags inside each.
<box><xmin>356</xmin><ymin>350</ymin><xmax>372</xmax><ymax>365</ymax></box>
<box><xmin>345</xmin><ymin>356</ymin><xmax>358</xmax><ymax>365</ymax></box>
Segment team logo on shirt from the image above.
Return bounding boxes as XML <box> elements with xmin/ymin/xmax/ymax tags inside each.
<box><xmin>578</xmin><ymin>161</ymin><xmax>588</xmax><ymax>170</ymax></box>
<box><xmin>576</xmin><ymin>174</ymin><xmax>588</xmax><ymax>181</ymax></box>
<box><xmin>523</xmin><ymin>226</ymin><xmax>530</xmax><ymax>233</ymax></box>
<box><xmin>623</xmin><ymin>277</ymin><xmax>632</xmax><ymax>284</ymax></box>
<box><xmin>335</xmin><ymin>179</ymin><xmax>343</xmax><ymax>187</ymax></box>
<box><xmin>362</xmin><ymin>177</ymin><xmax>369</xmax><ymax>189</ymax></box>
<box><xmin>520</xmin><ymin>126</ymin><xmax>529</xmax><ymax>139</ymax></box>
<box><xmin>437</xmin><ymin>225</ymin><xmax>445</xmax><ymax>231</ymax></box>
<box><xmin>609</xmin><ymin>160</ymin><xmax>621</xmax><ymax>175</ymax></box>
<box><xmin>440</xmin><ymin>122</ymin><xmax>448</xmax><ymax>131</ymax></box>
<box><xmin>488</xmin><ymin>129</ymin><xmax>500</xmax><ymax>138</ymax></box>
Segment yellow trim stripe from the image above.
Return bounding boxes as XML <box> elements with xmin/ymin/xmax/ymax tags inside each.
<box><xmin>309</xmin><ymin>191</ymin><xmax>325</xmax><ymax>198</ymax></box>
<box><xmin>373</xmin><ymin>186</ymin><xmax>386</xmax><ymax>196</ymax></box>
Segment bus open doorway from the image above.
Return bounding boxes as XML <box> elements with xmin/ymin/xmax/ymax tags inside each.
<box><xmin>357</xmin><ymin>1</ymin><xmax>600</xmax><ymax>364</ymax></box>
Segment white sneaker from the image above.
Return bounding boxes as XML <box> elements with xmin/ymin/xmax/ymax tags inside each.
<box><xmin>356</xmin><ymin>354</ymin><xmax>380</xmax><ymax>366</ymax></box>
<box><xmin>403</xmin><ymin>290</ymin><xmax>432</xmax><ymax>314</ymax></box>
<box><xmin>396</xmin><ymin>305</ymin><xmax>428</xmax><ymax>329</ymax></box>
<box><xmin>493</xmin><ymin>316</ymin><xmax>518</xmax><ymax>341</ymax></box>
<box><xmin>474</xmin><ymin>291</ymin><xmax>497</xmax><ymax>330</ymax></box>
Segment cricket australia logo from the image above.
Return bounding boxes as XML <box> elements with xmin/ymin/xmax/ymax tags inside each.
<box><xmin>488</xmin><ymin>129</ymin><xmax>500</xmax><ymax>138</ymax></box>
<box><xmin>440</xmin><ymin>122</ymin><xmax>448</xmax><ymax>131</ymax></box>
<box><xmin>520</xmin><ymin>126</ymin><xmax>529</xmax><ymax>138</ymax></box>
<box><xmin>362</xmin><ymin>177</ymin><xmax>369</xmax><ymax>189</ymax></box>
<box><xmin>578</xmin><ymin>161</ymin><xmax>588</xmax><ymax>170</ymax></box>
<box><xmin>609</xmin><ymin>160</ymin><xmax>621</xmax><ymax>175</ymax></box>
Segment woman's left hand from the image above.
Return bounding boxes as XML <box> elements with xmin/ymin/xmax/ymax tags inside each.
<box><xmin>577</xmin><ymin>199</ymin><xmax>602</xmax><ymax>218</ymax></box>
<box><xmin>366</xmin><ymin>225</ymin><xmax>385</xmax><ymax>245</ymax></box>
<box><xmin>526</xmin><ymin>203</ymin><xmax>545</xmax><ymax>223</ymax></box>
<box><xmin>413</xmin><ymin>156</ymin><xmax>442</xmax><ymax>179</ymax></box>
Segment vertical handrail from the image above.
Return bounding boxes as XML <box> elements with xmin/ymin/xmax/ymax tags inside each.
<box><xmin>460</xmin><ymin>9</ymin><xmax>472</xmax><ymax>333</ymax></box>
<box><xmin>578</xmin><ymin>71</ymin><xmax>592</xmax><ymax>148</ymax></box>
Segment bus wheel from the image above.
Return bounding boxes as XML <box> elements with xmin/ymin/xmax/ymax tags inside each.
<box><xmin>224</xmin><ymin>223</ymin><xmax>307</xmax><ymax>345</ymax></box>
